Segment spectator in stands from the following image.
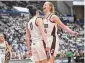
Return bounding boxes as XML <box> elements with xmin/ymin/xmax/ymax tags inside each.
<box><xmin>66</xmin><ymin>50</ymin><xmax>73</xmax><ymax>63</ymax></box>
<box><xmin>74</xmin><ymin>51</ymin><xmax>80</xmax><ymax>63</ymax></box>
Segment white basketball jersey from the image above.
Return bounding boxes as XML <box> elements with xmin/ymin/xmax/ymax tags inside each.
<box><xmin>28</xmin><ymin>16</ymin><xmax>42</xmax><ymax>42</ymax></box>
<box><xmin>43</xmin><ymin>13</ymin><xmax>57</xmax><ymax>37</ymax></box>
<box><xmin>0</xmin><ymin>41</ymin><xmax>6</xmax><ymax>49</ymax></box>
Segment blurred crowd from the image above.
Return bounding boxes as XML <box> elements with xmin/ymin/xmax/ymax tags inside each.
<box><xmin>0</xmin><ymin>1</ymin><xmax>84</xmax><ymax>61</ymax></box>
<box><xmin>0</xmin><ymin>13</ymin><xmax>84</xmax><ymax>61</ymax></box>
<box><xmin>0</xmin><ymin>13</ymin><xmax>29</xmax><ymax>59</ymax></box>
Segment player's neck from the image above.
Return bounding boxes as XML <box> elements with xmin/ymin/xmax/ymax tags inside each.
<box><xmin>45</xmin><ymin>11</ymin><xmax>51</xmax><ymax>18</ymax></box>
<box><xmin>33</xmin><ymin>15</ymin><xmax>37</xmax><ymax>18</ymax></box>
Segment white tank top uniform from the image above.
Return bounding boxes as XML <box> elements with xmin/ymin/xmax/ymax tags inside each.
<box><xmin>27</xmin><ymin>16</ymin><xmax>47</xmax><ymax>61</ymax></box>
<box><xmin>28</xmin><ymin>16</ymin><xmax>42</xmax><ymax>42</ymax></box>
<box><xmin>0</xmin><ymin>41</ymin><xmax>5</xmax><ymax>63</ymax></box>
<box><xmin>43</xmin><ymin>13</ymin><xmax>59</xmax><ymax>57</ymax></box>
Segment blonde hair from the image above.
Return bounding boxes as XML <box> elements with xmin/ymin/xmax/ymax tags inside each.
<box><xmin>48</xmin><ymin>2</ymin><xmax>55</xmax><ymax>13</ymax></box>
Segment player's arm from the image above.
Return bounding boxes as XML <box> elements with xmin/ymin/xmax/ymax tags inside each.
<box><xmin>36</xmin><ymin>18</ymin><xmax>50</xmax><ymax>48</ymax></box>
<box><xmin>51</xmin><ymin>15</ymin><xmax>78</xmax><ymax>36</ymax></box>
<box><xmin>25</xmin><ymin>27</ymin><xmax>31</xmax><ymax>51</ymax></box>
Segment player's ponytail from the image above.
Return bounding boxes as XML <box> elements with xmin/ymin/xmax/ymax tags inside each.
<box><xmin>48</xmin><ymin>2</ymin><xmax>55</xmax><ymax>14</ymax></box>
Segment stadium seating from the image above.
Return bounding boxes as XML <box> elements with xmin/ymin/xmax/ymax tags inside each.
<box><xmin>0</xmin><ymin>1</ymin><xmax>84</xmax><ymax>60</ymax></box>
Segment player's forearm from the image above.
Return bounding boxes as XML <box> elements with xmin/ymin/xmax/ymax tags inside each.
<box><xmin>37</xmin><ymin>18</ymin><xmax>50</xmax><ymax>48</ymax></box>
<box><xmin>60</xmin><ymin>25</ymin><xmax>74</xmax><ymax>34</ymax></box>
<box><xmin>8</xmin><ymin>45</ymin><xmax>12</xmax><ymax>52</ymax></box>
<box><xmin>41</xmin><ymin>32</ymin><xmax>48</xmax><ymax>43</ymax></box>
<box><xmin>26</xmin><ymin>37</ymin><xmax>31</xmax><ymax>50</ymax></box>
<box><xmin>57</xmin><ymin>20</ymin><xmax>74</xmax><ymax>34</ymax></box>
<box><xmin>25</xmin><ymin>27</ymin><xmax>31</xmax><ymax>50</ymax></box>
<box><xmin>39</xmin><ymin>28</ymin><xmax>50</xmax><ymax>48</ymax></box>
<box><xmin>41</xmin><ymin>31</ymin><xmax>50</xmax><ymax>48</ymax></box>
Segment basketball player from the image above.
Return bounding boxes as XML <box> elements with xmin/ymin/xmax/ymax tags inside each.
<box><xmin>0</xmin><ymin>33</ymin><xmax>11</xmax><ymax>63</ymax></box>
<box><xmin>25</xmin><ymin>6</ymin><xmax>50</xmax><ymax>63</ymax></box>
<box><xmin>0</xmin><ymin>33</ymin><xmax>5</xmax><ymax>63</ymax></box>
<box><xmin>4</xmin><ymin>34</ymin><xmax>12</xmax><ymax>63</ymax></box>
<box><xmin>43</xmin><ymin>2</ymin><xmax>78</xmax><ymax>63</ymax></box>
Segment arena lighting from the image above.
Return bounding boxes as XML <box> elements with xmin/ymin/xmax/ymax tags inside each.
<box><xmin>13</xmin><ymin>6</ymin><xmax>29</xmax><ymax>13</ymax></box>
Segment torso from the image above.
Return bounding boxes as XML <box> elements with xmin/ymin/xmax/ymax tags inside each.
<box><xmin>43</xmin><ymin>13</ymin><xmax>57</xmax><ymax>37</ymax></box>
<box><xmin>28</xmin><ymin>16</ymin><xmax>42</xmax><ymax>42</ymax></box>
<box><xmin>0</xmin><ymin>41</ymin><xmax>6</xmax><ymax>56</ymax></box>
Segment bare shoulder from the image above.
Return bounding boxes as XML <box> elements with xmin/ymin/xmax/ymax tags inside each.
<box><xmin>50</xmin><ymin>14</ymin><xmax>60</xmax><ymax>23</ymax></box>
<box><xmin>36</xmin><ymin>17</ymin><xmax>43</xmax><ymax>22</ymax></box>
<box><xmin>51</xmin><ymin>14</ymin><xmax>59</xmax><ymax>20</ymax></box>
<box><xmin>36</xmin><ymin>17</ymin><xmax>43</xmax><ymax>25</ymax></box>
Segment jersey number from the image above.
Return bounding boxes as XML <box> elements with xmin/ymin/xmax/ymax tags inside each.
<box><xmin>44</xmin><ymin>24</ymin><xmax>48</xmax><ymax>33</ymax></box>
<box><xmin>44</xmin><ymin>28</ymin><xmax>47</xmax><ymax>33</ymax></box>
<box><xmin>30</xmin><ymin>22</ymin><xmax>33</xmax><ymax>30</ymax></box>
